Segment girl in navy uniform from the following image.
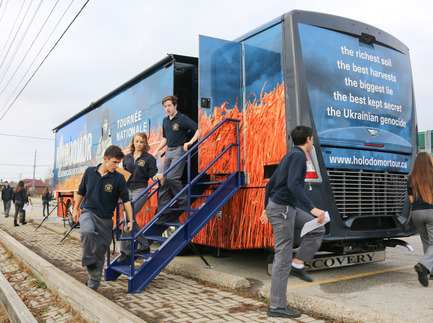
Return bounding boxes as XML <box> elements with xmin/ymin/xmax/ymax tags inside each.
<box><xmin>118</xmin><ymin>132</ymin><xmax>162</xmax><ymax>263</ymax></box>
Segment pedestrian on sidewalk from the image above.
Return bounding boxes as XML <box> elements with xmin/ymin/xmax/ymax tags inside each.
<box><xmin>407</xmin><ymin>152</ymin><xmax>433</xmax><ymax>287</ymax></box>
<box><xmin>261</xmin><ymin>125</ymin><xmax>325</xmax><ymax>319</ymax></box>
<box><xmin>1</xmin><ymin>181</ymin><xmax>13</xmax><ymax>217</ymax></box>
<box><xmin>42</xmin><ymin>187</ymin><xmax>51</xmax><ymax>216</ymax></box>
<box><xmin>117</xmin><ymin>132</ymin><xmax>163</xmax><ymax>264</ymax></box>
<box><xmin>19</xmin><ymin>185</ymin><xmax>32</xmax><ymax>225</ymax></box>
<box><xmin>12</xmin><ymin>181</ymin><xmax>28</xmax><ymax>226</ymax></box>
<box><xmin>152</xmin><ymin>95</ymin><xmax>199</xmax><ymax>224</ymax></box>
<box><xmin>72</xmin><ymin>145</ymin><xmax>134</xmax><ymax>291</ymax></box>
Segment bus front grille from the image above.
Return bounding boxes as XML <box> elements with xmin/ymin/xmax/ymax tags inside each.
<box><xmin>327</xmin><ymin>169</ymin><xmax>407</xmax><ymax>219</ymax></box>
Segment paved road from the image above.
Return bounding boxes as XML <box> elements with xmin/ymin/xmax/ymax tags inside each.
<box><xmin>1</xmin><ymin>201</ymin><xmax>327</xmax><ymax>323</ymax></box>
<box><xmin>7</xmin><ymin>199</ymin><xmax>431</xmax><ymax>322</ymax></box>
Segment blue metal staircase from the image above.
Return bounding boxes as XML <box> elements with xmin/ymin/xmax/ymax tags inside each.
<box><xmin>105</xmin><ymin>118</ymin><xmax>244</xmax><ymax>293</ymax></box>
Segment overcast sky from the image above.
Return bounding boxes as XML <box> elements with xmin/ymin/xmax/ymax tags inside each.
<box><xmin>0</xmin><ymin>0</ymin><xmax>431</xmax><ymax>183</ymax></box>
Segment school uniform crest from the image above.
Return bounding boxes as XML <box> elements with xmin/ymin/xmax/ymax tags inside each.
<box><xmin>138</xmin><ymin>160</ymin><xmax>145</xmax><ymax>167</ymax></box>
<box><xmin>104</xmin><ymin>184</ymin><xmax>113</xmax><ymax>192</ymax></box>
<box><xmin>172</xmin><ymin>123</ymin><xmax>179</xmax><ymax>131</ymax></box>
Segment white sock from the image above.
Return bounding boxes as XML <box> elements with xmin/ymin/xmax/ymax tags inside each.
<box><xmin>292</xmin><ymin>262</ymin><xmax>304</xmax><ymax>269</ymax></box>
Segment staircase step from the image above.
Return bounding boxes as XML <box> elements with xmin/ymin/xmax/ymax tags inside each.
<box><xmin>191</xmin><ymin>194</ymin><xmax>211</xmax><ymax>198</ymax></box>
<box><xmin>110</xmin><ymin>264</ymin><xmax>135</xmax><ymax>276</ymax></box>
<box><xmin>146</xmin><ymin>235</ymin><xmax>167</xmax><ymax>243</ymax></box>
<box><xmin>171</xmin><ymin>208</ymin><xmax>198</xmax><ymax>212</ymax></box>
<box><xmin>196</xmin><ymin>181</ymin><xmax>224</xmax><ymax>185</ymax></box>
<box><xmin>159</xmin><ymin>222</ymin><xmax>182</xmax><ymax>227</ymax></box>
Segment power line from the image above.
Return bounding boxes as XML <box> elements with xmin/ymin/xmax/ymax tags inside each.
<box><xmin>0</xmin><ymin>132</ymin><xmax>54</xmax><ymax>140</ymax></box>
<box><xmin>0</xmin><ymin>0</ymin><xmax>61</xmax><ymax>97</ymax></box>
<box><xmin>0</xmin><ymin>163</ymin><xmax>51</xmax><ymax>167</ymax></box>
<box><xmin>0</xmin><ymin>0</ymin><xmax>90</xmax><ymax>122</ymax></box>
<box><xmin>0</xmin><ymin>0</ymin><xmax>44</xmax><ymax>88</ymax></box>
<box><xmin>0</xmin><ymin>0</ymin><xmax>26</xmax><ymax>64</ymax></box>
<box><xmin>0</xmin><ymin>0</ymin><xmax>32</xmax><ymax>72</ymax></box>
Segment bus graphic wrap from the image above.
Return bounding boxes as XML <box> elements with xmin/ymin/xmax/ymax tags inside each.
<box><xmin>298</xmin><ymin>23</ymin><xmax>413</xmax><ymax>171</ymax></box>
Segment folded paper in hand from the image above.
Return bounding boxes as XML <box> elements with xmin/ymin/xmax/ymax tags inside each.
<box><xmin>23</xmin><ymin>203</ymin><xmax>32</xmax><ymax>212</ymax></box>
<box><xmin>300</xmin><ymin>211</ymin><xmax>330</xmax><ymax>237</ymax></box>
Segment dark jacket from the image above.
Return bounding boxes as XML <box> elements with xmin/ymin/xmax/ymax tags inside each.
<box><xmin>42</xmin><ymin>191</ymin><xmax>51</xmax><ymax>202</ymax></box>
<box><xmin>12</xmin><ymin>188</ymin><xmax>29</xmax><ymax>203</ymax></box>
<box><xmin>1</xmin><ymin>186</ymin><xmax>13</xmax><ymax>201</ymax></box>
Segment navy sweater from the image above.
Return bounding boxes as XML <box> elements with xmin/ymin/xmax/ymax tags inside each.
<box><xmin>265</xmin><ymin>146</ymin><xmax>315</xmax><ymax>211</ymax></box>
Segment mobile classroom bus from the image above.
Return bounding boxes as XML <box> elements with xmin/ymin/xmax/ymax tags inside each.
<box><xmin>53</xmin><ymin>10</ymin><xmax>417</xmax><ymax>270</ymax></box>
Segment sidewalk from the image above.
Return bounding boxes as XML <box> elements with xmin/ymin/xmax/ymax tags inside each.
<box><xmin>0</xmin><ymin>209</ymin><xmax>326</xmax><ymax>323</ymax></box>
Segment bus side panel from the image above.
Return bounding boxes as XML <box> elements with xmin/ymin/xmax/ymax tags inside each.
<box><xmin>197</xmin><ymin>24</ymin><xmax>284</xmax><ymax>248</ymax></box>
<box><xmin>53</xmin><ymin>65</ymin><xmax>175</xmax><ymax>225</ymax></box>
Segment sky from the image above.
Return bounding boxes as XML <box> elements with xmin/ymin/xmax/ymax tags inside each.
<box><xmin>0</xmin><ymin>0</ymin><xmax>431</xmax><ymax>183</ymax></box>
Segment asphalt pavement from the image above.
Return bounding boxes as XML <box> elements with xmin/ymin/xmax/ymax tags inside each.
<box><xmin>1</xmin><ymin>199</ymin><xmax>430</xmax><ymax>322</ymax></box>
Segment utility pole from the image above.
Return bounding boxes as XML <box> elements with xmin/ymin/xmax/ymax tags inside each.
<box><xmin>32</xmin><ymin>149</ymin><xmax>37</xmax><ymax>192</ymax></box>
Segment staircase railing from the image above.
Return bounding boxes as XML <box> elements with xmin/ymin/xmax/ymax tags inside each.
<box><xmin>109</xmin><ymin>117</ymin><xmax>241</xmax><ymax>270</ymax></box>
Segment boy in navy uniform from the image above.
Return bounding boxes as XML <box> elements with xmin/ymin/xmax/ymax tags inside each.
<box><xmin>261</xmin><ymin>125</ymin><xmax>325</xmax><ymax>319</ymax></box>
<box><xmin>73</xmin><ymin>145</ymin><xmax>134</xmax><ymax>291</ymax></box>
<box><xmin>153</xmin><ymin>95</ymin><xmax>199</xmax><ymax>223</ymax></box>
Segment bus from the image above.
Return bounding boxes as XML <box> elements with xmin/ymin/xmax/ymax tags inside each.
<box><xmin>53</xmin><ymin>10</ymin><xmax>417</xmax><ymax>269</ymax></box>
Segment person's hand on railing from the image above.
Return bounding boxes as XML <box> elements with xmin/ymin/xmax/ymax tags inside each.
<box><xmin>152</xmin><ymin>173</ymin><xmax>163</xmax><ymax>181</ymax></box>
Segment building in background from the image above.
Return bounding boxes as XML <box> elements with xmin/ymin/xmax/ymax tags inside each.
<box><xmin>418</xmin><ymin>130</ymin><xmax>432</xmax><ymax>155</ymax></box>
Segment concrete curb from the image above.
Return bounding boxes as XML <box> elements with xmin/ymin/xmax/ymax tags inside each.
<box><xmin>259</xmin><ymin>283</ymin><xmax>414</xmax><ymax>323</ymax></box>
<box><xmin>0</xmin><ymin>229</ymin><xmax>144</xmax><ymax>323</ymax></box>
<box><xmin>166</xmin><ymin>260</ymin><xmax>250</xmax><ymax>289</ymax></box>
<box><xmin>0</xmin><ymin>270</ymin><xmax>37</xmax><ymax>323</ymax></box>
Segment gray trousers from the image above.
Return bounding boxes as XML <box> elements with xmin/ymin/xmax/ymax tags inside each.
<box><xmin>79</xmin><ymin>209</ymin><xmax>113</xmax><ymax>284</ymax></box>
<box><xmin>412</xmin><ymin>209</ymin><xmax>433</xmax><ymax>273</ymax></box>
<box><xmin>157</xmin><ymin>145</ymin><xmax>187</xmax><ymax>214</ymax></box>
<box><xmin>266</xmin><ymin>200</ymin><xmax>325</xmax><ymax>308</ymax></box>
<box><xmin>120</xmin><ymin>187</ymin><xmax>150</xmax><ymax>255</ymax></box>
<box><xmin>3</xmin><ymin>200</ymin><xmax>11</xmax><ymax>216</ymax></box>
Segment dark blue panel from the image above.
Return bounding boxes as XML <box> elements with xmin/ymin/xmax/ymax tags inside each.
<box><xmin>298</xmin><ymin>23</ymin><xmax>413</xmax><ymax>154</ymax></box>
<box><xmin>199</xmin><ymin>35</ymin><xmax>242</xmax><ymax>115</ymax></box>
<box><xmin>244</xmin><ymin>24</ymin><xmax>283</xmax><ymax>104</ymax></box>
<box><xmin>323</xmin><ymin>147</ymin><xmax>410</xmax><ymax>173</ymax></box>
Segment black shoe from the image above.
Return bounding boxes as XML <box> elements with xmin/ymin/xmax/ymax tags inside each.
<box><xmin>14</xmin><ymin>223</ymin><xmax>19</xmax><ymax>227</ymax></box>
<box><xmin>135</xmin><ymin>248</ymin><xmax>150</xmax><ymax>255</ymax></box>
<box><xmin>291</xmin><ymin>267</ymin><xmax>313</xmax><ymax>282</ymax></box>
<box><xmin>414</xmin><ymin>263</ymin><xmax>429</xmax><ymax>287</ymax></box>
<box><xmin>22</xmin><ymin>221</ymin><xmax>27</xmax><ymax>225</ymax></box>
<box><xmin>117</xmin><ymin>252</ymin><xmax>131</xmax><ymax>264</ymax></box>
<box><xmin>156</xmin><ymin>213</ymin><xmax>179</xmax><ymax>225</ymax></box>
<box><xmin>267</xmin><ymin>307</ymin><xmax>301</xmax><ymax>318</ymax></box>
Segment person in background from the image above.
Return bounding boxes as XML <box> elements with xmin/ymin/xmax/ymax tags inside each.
<box><xmin>1</xmin><ymin>181</ymin><xmax>13</xmax><ymax>217</ymax></box>
<box><xmin>152</xmin><ymin>95</ymin><xmax>199</xmax><ymax>224</ymax></box>
<box><xmin>12</xmin><ymin>181</ymin><xmax>28</xmax><ymax>226</ymax></box>
<box><xmin>117</xmin><ymin>132</ymin><xmax>163</xmax><ymax>264</ymax></box>
<box><xmin>261</xmin><ymin>125</ymin><xmax>325</xmax><ymax>319</ymax></box>
<box><xmin>72</xmin><ymin>145</ymin><xmax>134</xmax><ymax>291</ymax></box>
<box><xmin>407</xmin><ymin>152</ymin><xmax>433</xmax><ymax>287</ymax></box>
<box><xmin>19</xmin><ymin>185</ymin><xmax>32</xmax><ymax>225</ymax></box>
<box><xmin>42</xmin><ymin>187</ymin><xmax>51</xmax><ymax>216</ymax></box>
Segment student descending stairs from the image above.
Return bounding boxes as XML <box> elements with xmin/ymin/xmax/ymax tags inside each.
<box><xmin>105</xmin><ymin>118</ymin><xmax>244</xmax><ymax>293</ymax></box>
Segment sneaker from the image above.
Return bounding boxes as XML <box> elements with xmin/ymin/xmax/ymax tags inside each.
<box><xmin>22</xmin><ymin>221</ymin><xmax>27</xmax><ymax>225</ymax></box>
<box><xmin>117</xmin><ymin>252</ymin><xmax>131</xmax><ymax>264</ymax></box>
<box><xmin>86</xmin><ymin>263</ymin><xmax>102</xmax><ymax>280</ymax></box>
<box><xmin>267</xmin><ymin>307</ymin><xmax>301</xmax><ymax>318</ymax></box>
<box><xmin>291</xmin><ymin>267</ymin><xmax>313</xmax><ymax>282</ymax></box>
<box><xmin>414</xmin><ymin>263</ymin><xmax>429</xmax><ymax>287</ymax></box>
